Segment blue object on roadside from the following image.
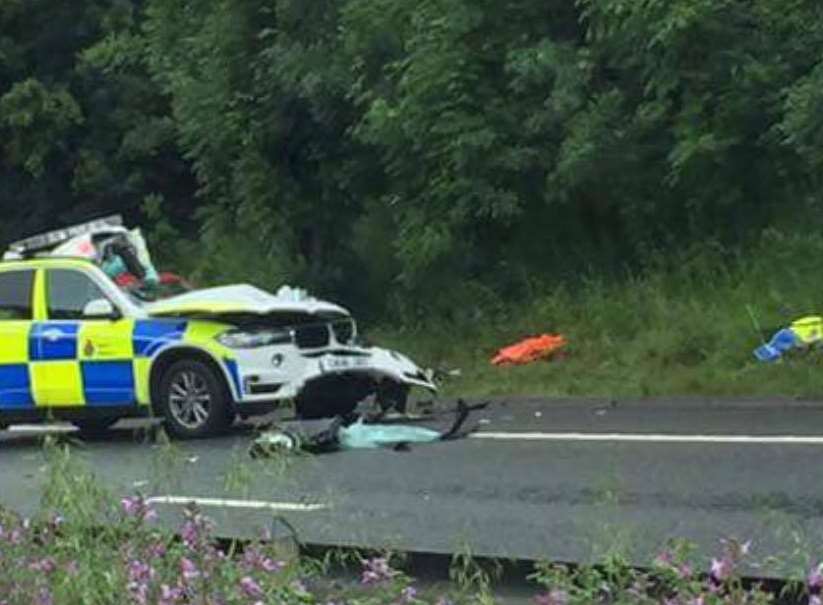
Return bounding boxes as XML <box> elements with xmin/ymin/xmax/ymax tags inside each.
<box><xmin>251</xmin><ymin>399</ymin><xmax>479</xmax><ymax>457</ymax></box>
<box><xmin>754</xmin><ymin>328</ymin><xmax>800</xmax><ymax>362</ymax></box>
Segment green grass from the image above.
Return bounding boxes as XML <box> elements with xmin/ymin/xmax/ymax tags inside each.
<box><xmin>372</xmin><ymin>229</ymin><xmax>823</xmax><ymax>401</ymax></box>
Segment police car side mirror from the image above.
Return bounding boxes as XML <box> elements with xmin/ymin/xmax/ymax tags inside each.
<box><xmin>83</xmin><ymin>298</ymin><xmax>120</xmax><ymax>321</ymax></box>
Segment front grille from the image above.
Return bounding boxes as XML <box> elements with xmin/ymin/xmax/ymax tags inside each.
<box><xmin>332</xmin><ymin>320</ymin><xmax>355</xmax><ymax>344</ymax></box>
<box><xmin>294</xmin><ymin>324</ymin><xmax>330</xmax><ymax>349</ymax></box>
<box><xmin>302</xmin><ymin>350</ymin><xmax>370</xmax><ymax>358</ymax></box>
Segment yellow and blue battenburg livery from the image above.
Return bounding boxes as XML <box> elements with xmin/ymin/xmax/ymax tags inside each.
<box><xmin>0</xmin><ymin>318</ymin><xmax>242</xmax><ymax>410</ymax></box>
<box><xmin>0</xmin><ymin>257</ymin><xmax>256</xmax><ymax>437</ymax></box>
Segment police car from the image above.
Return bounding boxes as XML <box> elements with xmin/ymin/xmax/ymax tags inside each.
<box><xmin>0</xmin><ymin>218</ymin><xmax>436</xmax><ymax>438</ymax></box>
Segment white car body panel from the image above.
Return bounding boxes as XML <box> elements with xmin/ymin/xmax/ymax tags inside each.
<box><xmin>144</xmin><ymin>284</ymin><xmax>349</xmax><ymax>318</ymax></box>
<box><xmin>227</xmin><ymin>343</ymin><xmax>434</xmax><ymax>404</ymax></box>
<box><xmin>143</xmin><ymin>283</ymin><xmax>437</xmax><ymax>408</ymax></box>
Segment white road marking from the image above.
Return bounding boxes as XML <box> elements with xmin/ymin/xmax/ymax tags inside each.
<box><xmin>471</xmin><ymin>432</ymin><xmax>823</xmax><ymax>445</ymax></box>
<box><xmin>146</xmin><ymin>495</ymin><xmax>328</xmax><ymax>512</ymax></box>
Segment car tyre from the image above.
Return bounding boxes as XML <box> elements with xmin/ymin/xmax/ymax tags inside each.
<box><xmin>159</xmin><ymin>359</ymin><xmax>231</xmax><ymax>439</ymax></box>
<box><xmin>294</xmin><ymin>375</ymin><xmax>372</xmax><ymax>420</ymax></box>
<box><xmin>376</xmin><ymin>381</ymin><xmax>409</xmax><ymax>414</ymax></box>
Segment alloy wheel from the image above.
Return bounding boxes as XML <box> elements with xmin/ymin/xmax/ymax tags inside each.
<box><xmin>168</xmin><ymin>370</ymin><xmax>212</xmax><ymax>430</ymax></box>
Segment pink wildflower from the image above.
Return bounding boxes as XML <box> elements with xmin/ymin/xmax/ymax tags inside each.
<box><xmin>180</xmin><ymin>505</ymin><xmax>213</xmax><ymax>549</ymax></box>
<box><xmin>239</xmin><ymin>576</ymin><xmax>264</xmax><ymax>599</ymax></box>
<box><xmin>28</xmin><ymin>557</ymin><xmax>56</xmax><ymax>574</ymax></box>
<box><xmin>127</xmin><ymin>560</ymin><xmax>155</xmax><ymax>605</ymax></box>
<box><xmin>129</xmin><ymin>583</ymin><xmax>149</xmax><ymax>605</ymax></box>
<box><xmin>655</xmin><ymin>550</ymin><xmax>674</xmax><ymax>566</ymax></box>
<box><xmin>242</xmin><ymin>547</ymin><xmax>284</xmax><ymax>573</ymax></box>
<box><xmin>121</xmin><ymin>495</ymin><xmax>157</xmax><ymax>522</ymax></box>
<box><xmin>158</xmin><ymin>584</ymin><xmax>185</xmax><ymax>605</ymax></box>
<box><xmin>261</xmin><ymin>557</ymin><xmax>283</xmax><ymax>572</ymax></box>
<box><xmin>148</xmin><ymin>541</ymin><xmax>167</xmax><ymax>559</ymax></box>
<box><xmin>180</xmin><ymin>557</ymin><xmax>200</xmax><ymax>582</ymax></box>
<box><xmin>127</xmin><ymin>559</ymin><xmax>155</xmax><ymax>584</ymax></box>
<box><xmin>810</xmin><ymin>564</ymin><xmax>823</xmax><ymax>591</ymax></box>
<box><xmin>180</xmin><ymin>519</ymin><xmax>200</xmax><ymax>548</ymax></box>
<box><xmin>534</xmin><ymin>590</ymin><xmax>569</xmax><ymax>605</ymax></box>
<box><xmin>361</xmin><ymin>557</ymin><xmax>398</xmax><ymax>585</ymax></box>
<box><xmin>710</xmin><ymin>557</ymin><xmax>733</xmax><ymax>582</ymax></box>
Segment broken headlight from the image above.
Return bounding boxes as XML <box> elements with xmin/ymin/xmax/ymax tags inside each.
<box><xmin>216</xmin><ymin>328</ymin><xmax>292</xmax><ymax>348</ymax></box>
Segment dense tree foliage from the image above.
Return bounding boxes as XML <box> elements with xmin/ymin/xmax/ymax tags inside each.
<box><xmin>0</xmin><ymin>1</ymin><xmax>196</xmax><ymax>245</ymax></box>
<box><xmin>1</xmin><ymin>0</ymin><xmax>822</xmax><ymax>318</ymax></box>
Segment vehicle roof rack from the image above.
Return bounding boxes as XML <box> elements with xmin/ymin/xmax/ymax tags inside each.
<box><xmin>6</xmin><ymin>215</ymin><xmax>124</xmax><ymax>257</ymax></box>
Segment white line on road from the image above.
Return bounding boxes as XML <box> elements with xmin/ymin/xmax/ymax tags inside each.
<box><xmin>471</xmin><ymin>432</ymin><xmax>823</xmax><ymax>445</ymax></box>
<box><xmin>146</xmin><ymin>495</ymin><xmax>328</xmax><ymax>512</ymax></box>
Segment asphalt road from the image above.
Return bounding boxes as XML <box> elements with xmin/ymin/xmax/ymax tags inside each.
<box><xmin>3</xmin><ymin>396</ymin><xmax>823</xmax><ymax>577</ymax></box>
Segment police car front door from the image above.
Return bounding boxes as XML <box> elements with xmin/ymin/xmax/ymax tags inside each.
<box><xmin>36</xmin><ymin>268</ymin><xmax>137</xmax><ymax>407</ymax></box>
<box><xmin>0</xmin><ymin>269</ymin><xmax>36</xmax><ymax>410</ymax></box>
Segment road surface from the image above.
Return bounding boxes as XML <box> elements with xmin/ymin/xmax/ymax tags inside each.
<box><xmin>2</xmin><ymin>396</ymin><xmax>823</xmax><ymax>577</ymax></box>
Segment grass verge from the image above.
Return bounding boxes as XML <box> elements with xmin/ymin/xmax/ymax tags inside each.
<box><xmin>374</xmin><ymin>231</ymin><xmax>823</xmax><ymax>401</ymax></box>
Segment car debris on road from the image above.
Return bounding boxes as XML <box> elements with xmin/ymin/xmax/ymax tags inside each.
<box><xmin>249</xmin><ymin>399</ymin><xmax>485</xmax><ymax>456</ymax></box>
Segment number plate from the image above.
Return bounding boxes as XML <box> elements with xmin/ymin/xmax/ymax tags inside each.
<box><xmin>321</xmin><ymin>356</ymin><xmax>369</xmax><ymax>372</ymax></box>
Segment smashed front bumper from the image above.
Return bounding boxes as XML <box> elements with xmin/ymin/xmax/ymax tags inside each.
<box><xmin>228</xmin><ymin>344</ymin><xmax>436</xmax><ymax>404</ymax></box>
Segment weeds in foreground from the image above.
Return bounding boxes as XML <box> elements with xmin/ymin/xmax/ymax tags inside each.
<box><xmin>3</xmin><ymin>494</ymin><xmax>823</xmax><ymax>604</ymax></box>
<box><xmin>448</xmin><ymin>543</ymin><xmax>502</xmax><ymax>603</ymax></box>
<box><xmin>529</xmin><ymin>539</ymin><xmax>771</xmax><ymax>605</ymax></box>
<box><xmin>3</xmin><ymin>439</ymin><xmax>821</xmax><ymax>603</ymax></box>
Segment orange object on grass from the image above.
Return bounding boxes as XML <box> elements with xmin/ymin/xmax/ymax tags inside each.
<box><xmin>491</xmin><ymin>334</ymin><xmax>568</xmax><ymax>366</ymax></box>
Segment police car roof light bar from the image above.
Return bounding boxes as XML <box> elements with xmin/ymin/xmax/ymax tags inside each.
<box><xmin>7</xmin><ymin>215</ymin><xmax>124</xmax><ymax>256</ymax></box>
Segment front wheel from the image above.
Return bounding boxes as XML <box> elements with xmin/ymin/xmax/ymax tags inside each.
<box><xmin>376</xmin><ymin>381</ymin><xmax>409</xmax><ymax>414</ymax></box>
<box><xmin>294</xmin><ymin>375</ymin><xmax>372</xmax><ymax>419</ymax></box>
<box><xmin>158</xmin><ymin>360</ymin><xmax>231</xmax><ymax>439</ymax></box>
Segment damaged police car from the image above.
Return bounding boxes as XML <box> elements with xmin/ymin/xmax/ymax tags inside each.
<box><xmin>0</xmin><ymin>216</ymin><xmax>436</xmax><ymax>438</ymax></box>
